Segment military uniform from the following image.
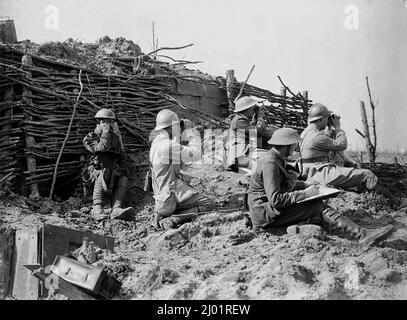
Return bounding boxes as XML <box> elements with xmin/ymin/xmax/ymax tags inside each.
<box><xmin>299</xmin><ymin>125</ymin><xmax>378</xmax><ymax>190</ymax></box>
<box><xmin>227</xmin><ymin>112</ymin><xmax>275</xmax><ymax>169</ymax></box>
<box><xmin>83</xmin><ymin>119</ymin><xmax>132</xmax><ymax>220</ymax></box>
<box><xmin>150</xmin><ymin>130</ymin><xmax>214</xmax><ymax>224</ymax></box>
<box><xmin>248</xmin><ymin>149</ymin><xmax>323</xmax><ymax>229</ymax></box>
<box><xmin>247</xmin><ymin>127</ymin><xmax>394</xmax><ymax>246</ymax></box>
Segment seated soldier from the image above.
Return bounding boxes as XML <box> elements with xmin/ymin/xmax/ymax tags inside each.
<box><xmin>323</xmin><ymin>114</ymin><xmax>359</xmax><ymax>168</ymax></box>
<box><xmin>83</xmin><ymin>108</ymin><xmax>134</xmax><ymax>221</ymax></box>
<box><xmin>248</xmin><ymin>127</ymin><xmax>393</xmax><ymax>246</ymax></box>
<box><xmin>226</xmin><ymin>96</ymin><xmax>276</xmax><ymax>172</ymax></box>
<box><xmin>299</xmin><ymin>103</ymin><xmax>407</xmax><ymax>209</ymax></box>
<box><xmin>150</xmin><ymin>109</ymin><xmax>215</xmax><ymax>230</ymax></box>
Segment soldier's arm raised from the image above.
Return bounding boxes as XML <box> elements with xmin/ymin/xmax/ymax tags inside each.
<box><xmin>313</xmin><ymin>130</ymin><xmax>348</xmax><ymax>152</ymax></box>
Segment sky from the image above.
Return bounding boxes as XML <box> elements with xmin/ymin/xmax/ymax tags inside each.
<box><xmin>1</xmin><ymin>0</ymin><xmax>406</xmax><ymax>151</ymax></box>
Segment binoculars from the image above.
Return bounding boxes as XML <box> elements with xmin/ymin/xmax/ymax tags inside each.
<box><xmin>328</xmin><ymin>113</ymin><xmax>340</xmax><ymax>126</ymax></box>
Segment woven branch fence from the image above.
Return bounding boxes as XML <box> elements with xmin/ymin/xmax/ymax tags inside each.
<box><xmin>3</xmin><ymin>42</ymin><xmax>404</xmax><ymax>198</ymax></box>
<box><xmin>220</xmin><ymin>78</ymin><xmax>311</xmax><ymax>130</ymax></box>
<box><xmin>361</xmin><ymin>162</ymin><xmax>407</xmax><ymax>196</ymax></box>
<box><xmin>0</xmin><ymin>45</ymin><xmax>175</xmax><ymax>196</ymax></box>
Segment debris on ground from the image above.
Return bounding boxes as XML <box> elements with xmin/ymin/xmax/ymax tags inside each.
<box><xmin>2</xmin><ymin>164</ymin><xmax>407</xmax><ymax>300</ymax></box>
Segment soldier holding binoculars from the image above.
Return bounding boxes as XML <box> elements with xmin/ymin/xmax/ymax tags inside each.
<box><xmin>299</xmin><ymin>103</ymin><xmax>407</xmax><ymax>209</ymax></box>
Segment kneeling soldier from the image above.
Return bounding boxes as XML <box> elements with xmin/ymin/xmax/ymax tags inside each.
<box><xmin>150</xmin><ymin>109</ymin><xmax>215</xmax><ymax>230</ymax></box>
<box><xmin>83</xmin><ymin>108</ymin><xmax>134</xmax><ymax>221</ymax></box>
<box><xmin>248</xmin><ymin>127</ymin><xmax>393</xmax><ymax>246</ymax></box>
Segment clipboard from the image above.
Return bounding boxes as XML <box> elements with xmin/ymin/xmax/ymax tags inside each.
<box><xmin>297</xmin><ymin>186</ymin><xmax>342</xmax><ymax>203</ymax></box>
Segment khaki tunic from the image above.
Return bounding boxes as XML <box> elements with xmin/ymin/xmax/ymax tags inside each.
<box><xmin>299</xmin><ymin>125</ymin><xmax>378</xmax><ymax>190</ymax></box>
<box><xmin>226</xmin><ymin>113</ymin><xmax>275</xmax><ymax>167</ymax></box>
<box><xmin>150</xmin><ymin>131</ymin><xmax>211</xmax><ymax>217</ymax></box>
<box><xmin>248</xmin><ymin>149</ymin><xmax>323</xmax><ymax>228</ymax></box>
<box><xmin>83</xmin><ymin>124</ymin><xmax>128</xmax><ymax>181</ymax></box>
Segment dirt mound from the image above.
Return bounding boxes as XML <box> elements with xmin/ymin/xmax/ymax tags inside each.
<box><xmin>9</xmin><ymin>36</ymin><xmax>218</xmax><ymax>79</ymax></box>
<box><xmin>2</xmin><ymin>164</ymin><xmax>407</xmax><ymax>300</ymax></box>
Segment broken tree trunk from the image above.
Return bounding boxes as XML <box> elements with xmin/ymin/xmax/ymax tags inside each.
<box><xmin>359</xmin><ymin>100</ymin><xmax>375</xmax><ymax>162</ymax></box>
<box><xmin>366</xmin><ymin>76</ymin><xmax>378</xmax><ymax>153</ymax></box>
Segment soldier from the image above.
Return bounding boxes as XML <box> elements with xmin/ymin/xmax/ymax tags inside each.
<box><xmin>248</xmin><ymin>127</ymin><xmax>393</xmax><ymax>246</ymax></box>
<box><xmin>323</xmin><ymin>115</ymin><xmax>359</xmax><ymax>168</ymax></box>
<box><xmin>83</xmin><ymin>108</ymin><xmax>134</xmax><ymax>221</ymax></box>
<box><xmin>226</xmin><ymin>96</ymin><xmax>276</xmax><ymax>172</ymax></box>
<box><xmin>150</xmin><ymin>109</ymin><xmax>215</xmax><ymax>230</ymax></box>
<box><xmin>299</xmin><ymin>103</ymin><xmax>407</xmax><ymax>209</ymax></box>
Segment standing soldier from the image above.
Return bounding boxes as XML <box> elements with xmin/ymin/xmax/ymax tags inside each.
<box><xmin>299</xmin><ymin>103</ymin><xmax>407</xmax><ymax>209</ymax></box>
<box><xmin>83</xmin><ymin>108</ymin><xmax>134</xmax><ymax>221</ymax></box>
<box><xmin>248</xmin><ymin>127</ymin><xmax>393</xmax><ymax>246</ymax></box>
<box><xmin>150</xmin><ymin>109</ymin><xmax>215</xmax><ymax>230</ymax></box>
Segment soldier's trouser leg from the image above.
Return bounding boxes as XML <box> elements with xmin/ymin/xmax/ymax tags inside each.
<box><xmin>158</xmin><ymin>194</ymin><xmax>216</xmax><ymax>230</ymax></box>
<box><xmin>308</xmin><ymin>166</ymin><xmax>376</xmax><ymax>189</ymax></box>
<box><xmin>91</xmin><ymin>171</ymin><xmax>108</xmax><ymax>220</ymax></box>
<box><xmin>269</xmin><ymin>200</ymin><xmax>324</xmax><ymax>228</ymax></box>
<box><xmin>110</xmin><ymin>176</ymin><xmax>134</xmax><ymax>220</ymax></box>
<box><xmin>313</xmin><ymin>166</ymin><xmax>407</xmax><ymax>208</ymax></box>
<box><xmin>321</xmin><ymin>206</ymin><xmax>393</xmax><ymax>246</ymax></box>
<box><xmin>152</xmin><ymin>193</ymin><xmax>177</xmax><ymax>230</ymax></box>
<box><xmin>176</xmin><ymin>193</ymin><xmax>216</xmax><ymax>214</ymax></box>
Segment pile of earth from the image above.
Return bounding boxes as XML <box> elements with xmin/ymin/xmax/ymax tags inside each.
<box><xmin>1</xmin><ymin>164</ymin><xmax>407</xmax><ymax>300</ymax></box>
<box><xmin>5</xmin><ymin>36</ymin><xmax>218</xmax><ymax>80</ymax></box>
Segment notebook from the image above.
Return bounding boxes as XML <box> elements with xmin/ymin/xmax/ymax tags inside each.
<box><xmin>297</xmin><ymin>186</ymin><xmax>342</xmax><ymax>203</ymax></box>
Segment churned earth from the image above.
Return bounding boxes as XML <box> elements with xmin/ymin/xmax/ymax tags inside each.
<box><xmin>1</xmin><ymin>164</ymin><xmax>407</xmax><ymax>300</ymax></box>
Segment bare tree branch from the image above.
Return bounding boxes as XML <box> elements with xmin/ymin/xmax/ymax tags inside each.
<box><xmin>355</xmin><ymin>128</ymin><xmax>365</xmax><ymax>139</ymax></box>
<box><xmin>277</xmin><ymin>75</ymin><xmax>304</xmax><ymax>99</ymax></box>
<box><xmin>49</xmin><ymin>70</ymin><xmax>83</xmax><ymax>199</ymax></box>
<box><xmin>145</xmin><ymin>43</ymin><xmax>194</xmax><ymax>57</ymax></box>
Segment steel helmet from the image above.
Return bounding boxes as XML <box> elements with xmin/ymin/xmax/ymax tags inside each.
<box><xmin>268</xmin><ymin>127</ymin><xmax>300</xmax><ymax>146</ymax></box>
<box><xmin>308</xmin><ymin>103</ymin><xmax>332</xmax><ymax>123</ymax></box>
<box><xmin>95</xmin><ymin>108</ymin><xmax>116</xmax><ymax>120</ymax></box>
<box><xmin>154</xmin><ymin>109</ymin><xmax>180</xmax><ymax>131</ymax></box>
<box><xmin>234</xmin><ymin>96</ymin><xmax>258</xmax><ymax>113</ymax></box>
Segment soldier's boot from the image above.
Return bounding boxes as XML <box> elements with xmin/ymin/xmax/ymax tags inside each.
<box><xmin>322</xmin><ymin>208</ymin><xmax>393</xmax><ymax>247</ymax></box>
<box><xmin>372</xmin><ymin>184</ymin><xmax>407</xmax><ymax>209</ymax></box>
<box><xmin>158</xmin><ymin>206</ymin><xmax>198</xmax><ymax>230</ymax></box>
<box><xmin>159</xmin><ymin>201</ymin><xmax>217</xmax><ymax>230</ymax></box>
<box><xmin>91</xmin><ymin>178</ymin><xmax>108</xmax><ymax>221</ymax></box>
<box><xmin>91</xmin><ymin>204</ymin><xmax>108</xmax><ymax>221</ymax></box>
<box><xmin>110</xmin><ymin>177</ymin><xmax>134</xmax><ymax>220</ymax></box>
